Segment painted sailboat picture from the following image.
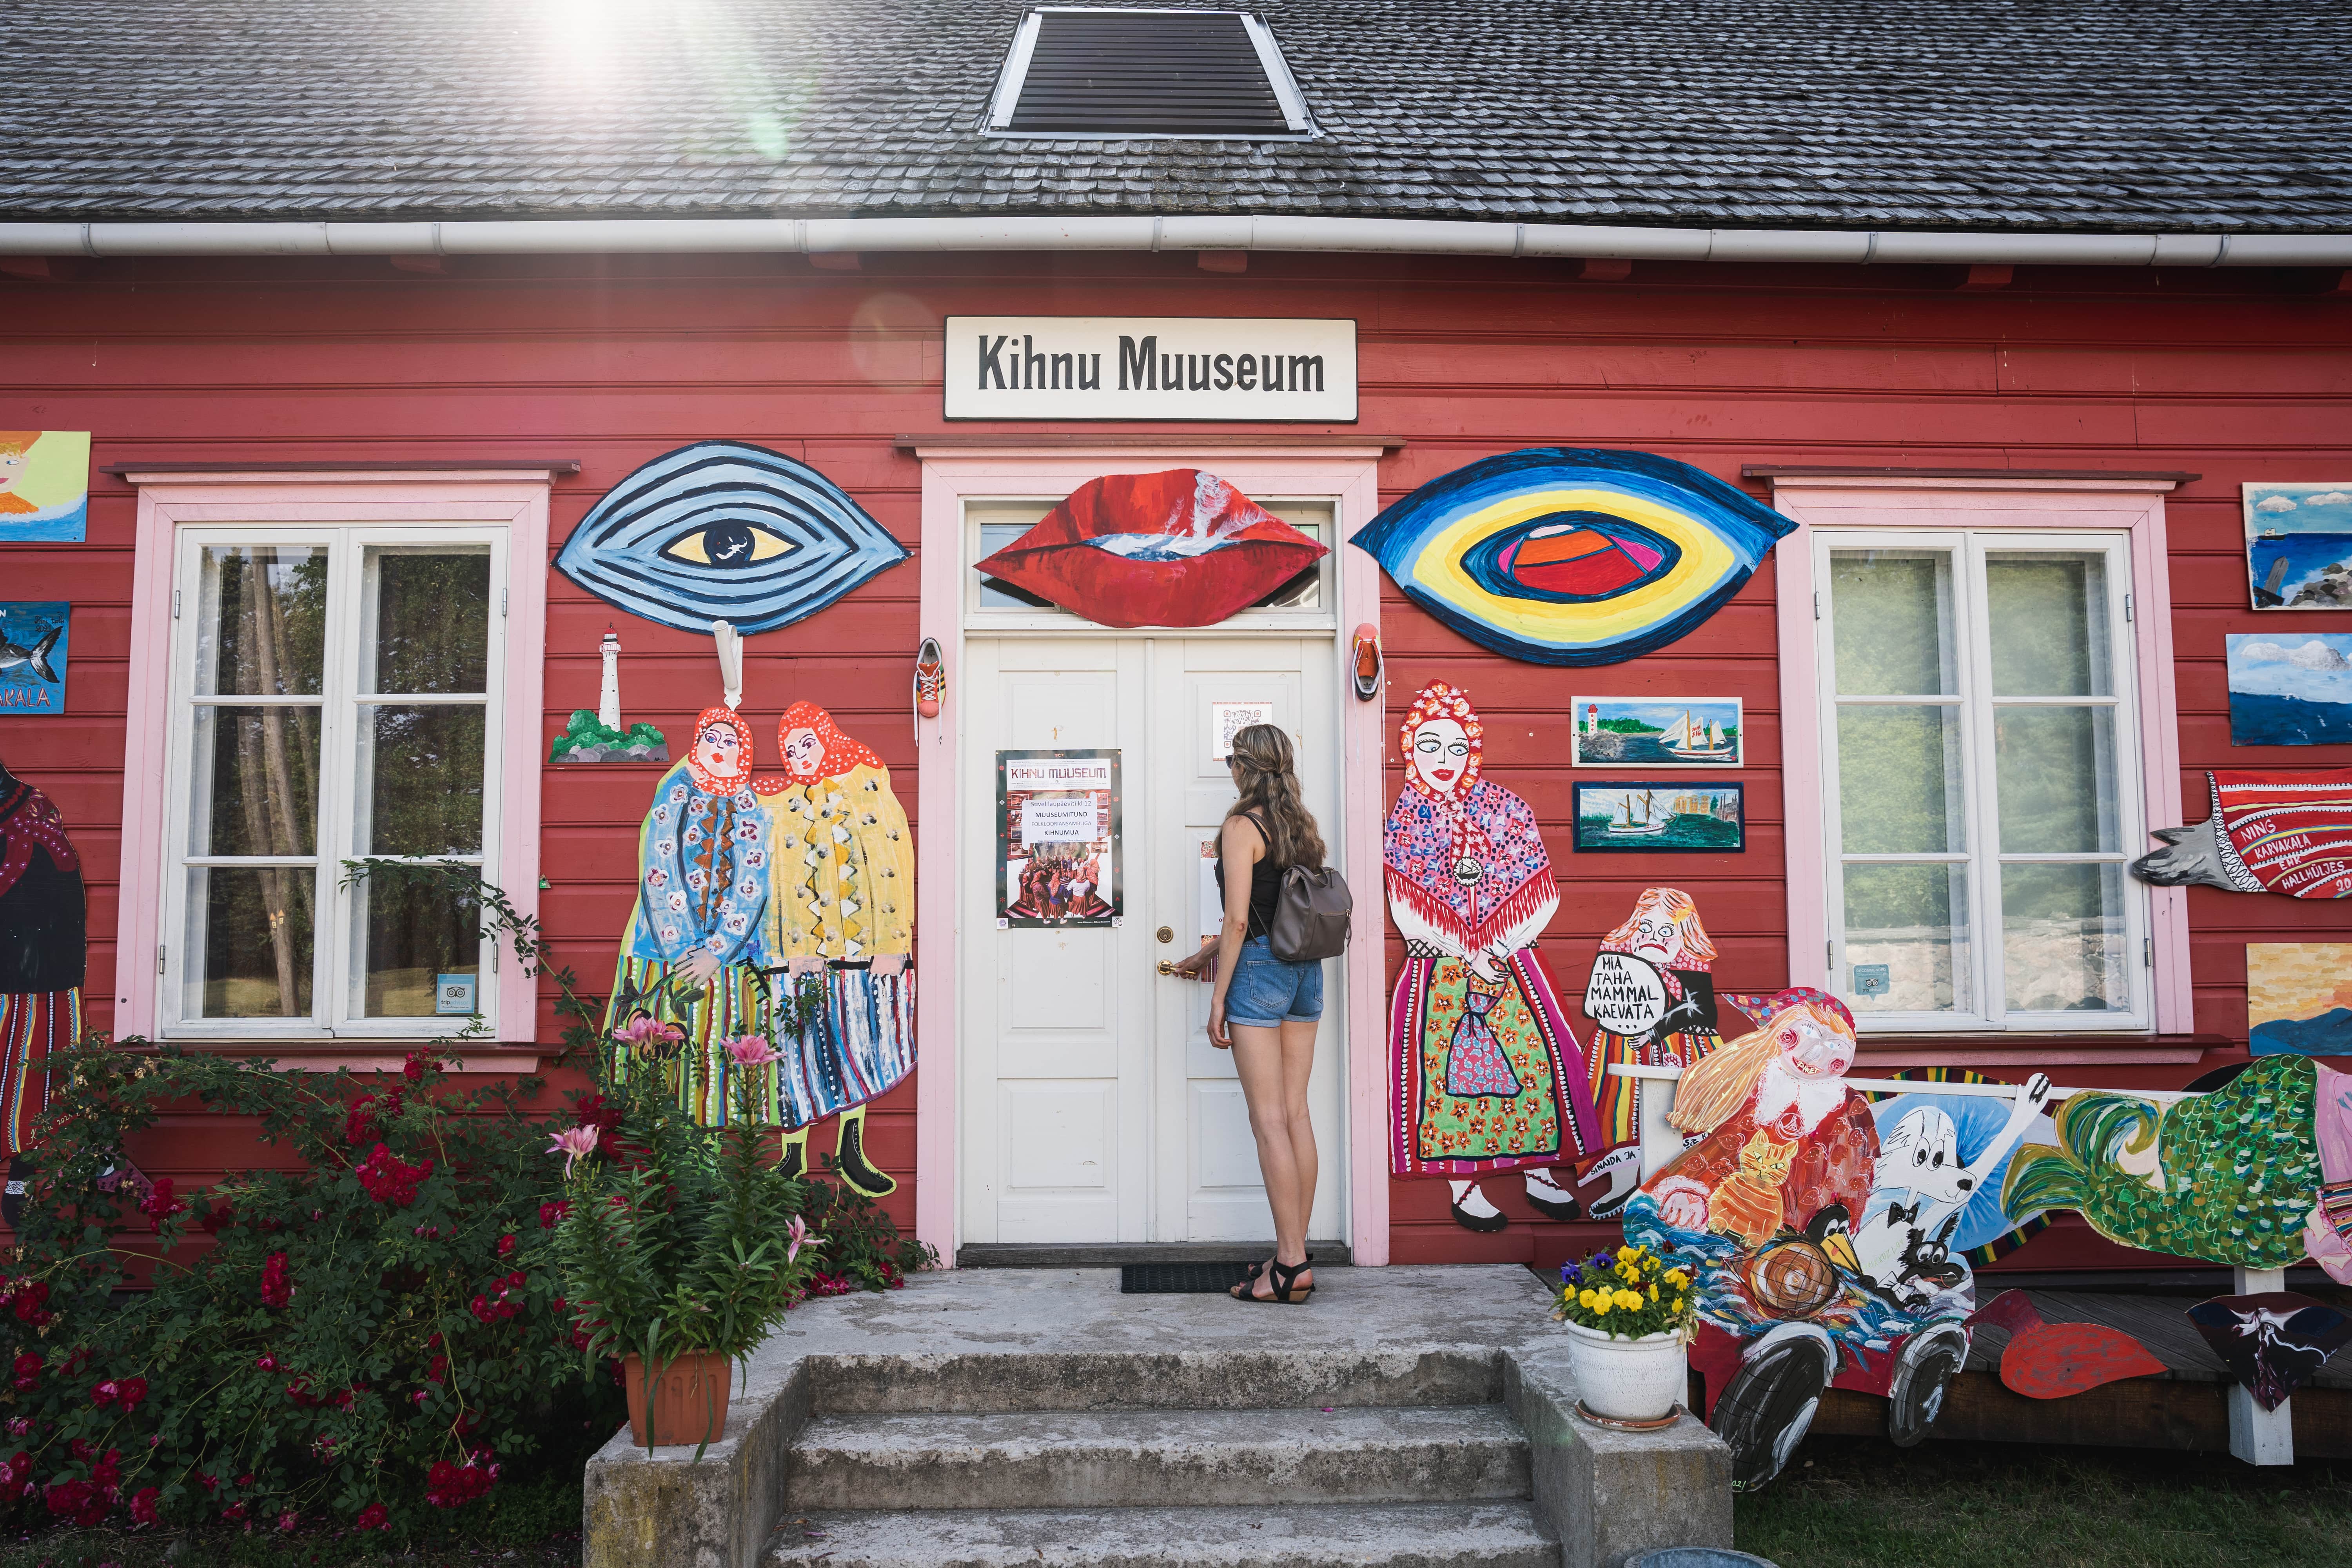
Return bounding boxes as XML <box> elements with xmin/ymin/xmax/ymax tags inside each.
<box><xmin>2244</xmin><ymin>483</ymin><xmax>2352</xmax><ymax>610</ymax></box>
<box><xmin>1570</xmin><ymin>697</ymin><xmax>1743</xmax><ymax>768</ymax></box>
<box><xmin>1572</xmin><ymin>781</ymin><xmax>1744</xmax><ymax>853</ymax></box>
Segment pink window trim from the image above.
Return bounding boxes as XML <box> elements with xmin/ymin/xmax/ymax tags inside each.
<box><xmin>1770</xmin><ymin>477</ymin><xmax>2191</xmax><ymax>1036</ymax></box>
<box><xmin>115</xmin><ymin>470</ymin><xmax>552</xmax><ymax>1047</ymax></box>
<box><xmin>913</xmin><ymin>446</ymin><xmax>1391</xmax><ymax>1266</ymax></box>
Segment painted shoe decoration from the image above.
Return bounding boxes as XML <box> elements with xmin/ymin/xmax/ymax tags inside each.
<box><xmin>914</xmin><ymin>636</ymin><xmax>945</xmax><ymax>721</ymax></box>
<box><xmin>1448</xmin><ymin>1179</ymin><xmax>1509</xmax><ymax>1233</ymax></box>
<box><xmin>1568</xmin><ymin>1145</ymin><xmax>1644</xmax><ymax>1220</ymax></box>
<box><xmin>832</xmin><ymin>1106</ymin><xmax>898</xmax><ymax>1198</ymax></box>
<box><xmin>775</xmin><ymin>1129</ymin><xmax>808</xmax><ymax>1182</ymax></box>
<box><xmin>1351</xmin><ymin>622</ymin><xmax>1382</xmax><ymax>701</ymax></box>
<box><xmin>1524</xmin><ymin>1167</ymin><xmax>1581</xmax><ymax>1222</ymax></box>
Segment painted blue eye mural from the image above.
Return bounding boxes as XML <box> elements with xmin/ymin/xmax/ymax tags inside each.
<box><xmin>555</xmin><ymin>442</ymin><xmax>908</xmax><ymax>635</ymax></box>
<box><xmin>1350</xmin><ymin>449</ymin><xmax>1796</xmax><ymax>666</ymax></box>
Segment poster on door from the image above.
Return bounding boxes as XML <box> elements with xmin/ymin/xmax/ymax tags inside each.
<box><xmin>997</xmin><ymin>749</ymin><xmax>1122</xmax><ymax>928</ymax></box>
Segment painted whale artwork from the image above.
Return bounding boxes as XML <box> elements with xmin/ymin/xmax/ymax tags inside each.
<box><xmin>0</xmin><ymin>604</ymin><xmax>69</xmax><ymax>714</ymax></box>
<box><xmin>555</xmin><ymin>441</ymin><xmax>909</xmax><ymax>635</ymax></box>
<box><xmin>2130</xmin><ymin>769</ymin><xmax>2352</xmax><ymax>898</ymax></box>
<box><xmin>1348</xmin><ymin>448</ymin><xmax>1795</xmax><ymax>665</ymax></box>
<box><xmin>974</xmin><ymin>468</ymin><xmax>1327</xmax><ymax>628</ymax></box>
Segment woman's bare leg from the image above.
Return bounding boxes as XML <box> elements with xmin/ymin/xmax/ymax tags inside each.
<box><xmin>1232</xmin><ymin>1016</ymin><xmax>1320</xmax><ymax>1297</ymax></box>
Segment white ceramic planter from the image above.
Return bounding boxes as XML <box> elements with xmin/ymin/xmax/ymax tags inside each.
<box><xmin>1560</xmin><ymin>1319</ymin><xmax>1688</xmax><ymax>1421</ymax></box>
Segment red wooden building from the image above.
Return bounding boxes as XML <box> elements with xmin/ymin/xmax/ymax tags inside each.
<box><xmin>2</xmin><ymin>0</ymin><xmax>2349</xmax><ymax>1284</ymax></box>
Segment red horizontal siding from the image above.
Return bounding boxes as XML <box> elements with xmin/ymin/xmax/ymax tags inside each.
<box><xmin>1</xmin><ymin>249</ymin><xmax>2345</xmax><ymax>1268</ymax></box>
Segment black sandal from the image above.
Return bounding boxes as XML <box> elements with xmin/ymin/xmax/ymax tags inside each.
<box><xmin>1230</xmin><ymin>1253</ymin><xmax>1315</xmax><ymax>1304</ymax></box>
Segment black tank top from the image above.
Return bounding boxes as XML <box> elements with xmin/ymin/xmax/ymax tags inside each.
<box><xmin>1214</xmin><ymin>811</ymin><xmax>1286</xmax><ymax>941</ymax></box>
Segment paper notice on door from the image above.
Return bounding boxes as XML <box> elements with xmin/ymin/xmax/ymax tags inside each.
<box><xmin>1020</xmin><ymin>795</ymin><xmax>1099</xmax><ymax>846</ymax></box>
<box><xmin>1200</xmin><ymin>839</ymin><xmax>1225</xmax><ymax>942</ymax></box>
<box><xmin>996</xmin><ymin>748</ymin><xmax>1122</xmax><ymax>928</ymax></box>
<box><xmin>1210</xmin><ymin>701</ymin><xmax>1275</xmax><ymax>760</ymax></box>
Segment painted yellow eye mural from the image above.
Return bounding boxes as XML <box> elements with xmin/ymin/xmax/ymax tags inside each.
<box><xmin>659</xmin><ymin>520</ymin><xmax>796</xmax><ymax>568</ymax></box>
<box><xmin>1351</xmin><ymin>448</ymin><xmax>1796</xmax><ymax>666</ymax></box>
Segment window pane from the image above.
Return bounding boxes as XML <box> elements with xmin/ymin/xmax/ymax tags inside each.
<box><xmin>1987</xmin><ymin>552</ymin><xmax>2110</xmax><ymax>697</ymax></box>
<box><xmin>1830</xmin><ymin>550</ymin><xmax>1956</xmax><ymax>695</ymax></box>
<box><xmin>190</xmin><ymin>706</ymin><xmax>320</xmax><ymax>856</ymax></box>
<box><xmin>361</xmin><ymin>706</ymin><xmax>486</xmax><ymax>855</ymax></box>
<box><xmin>355</xmin><ymin>875</ymin><xmax>481</xmax><ymax>1018</ymax></box>
<box><xmin>1843</xmin><ymin>862</ymin><xmax>1969</xmax><ymax>1014</ymax></box>
<box><xmin>196</xmin><ymin>547</ymin><xmax>326</xmax><ymax>696</ymax></box>
<box><xmin>2002</xmin><ymin>862</ymin><xmax>2128</xmax><ymax>1013</ymax></box>
<box><xmin>973</xmin><ymin>509</ymin><xmax>1058</xmax><ymax>610</ymax></box>
<box><xmin>1837</xmin><ymin>705</ymin><xmax>1966</xmax><ymax>853</ymax></box>
<box><xmin>367</xmin><ymin>548</ymin><xmax>491</xmax><ymax>695</ymax></box>
<box><xmin>1995</xmin><ymin>706</ymin><xmax>2120</xmax><ymax>853</ymax></box>
<box><xmin>185</xmin><ymin>866</ymin><xmax>314</xmax><ymax>1018</ymax></box>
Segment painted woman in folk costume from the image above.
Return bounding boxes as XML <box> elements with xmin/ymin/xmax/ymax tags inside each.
<box><xmin>752</xmin><ymin>701</ymin><xmax>915</xmax><ymax>1197</ymax></box>
<box><xmin>608</xmin><ymin>705</ymin><xmax>774</xmax><ymax>1122</ymax></box>
<box><xmin>1574</xmin><ymin>886</ymin><xmax>1726</xmax><ymax>1217</ymax></box>
<box><xmin>1385</xmin><ymin>681</ymin><xmax>1601</xmax><ymax>1232</ymax></box>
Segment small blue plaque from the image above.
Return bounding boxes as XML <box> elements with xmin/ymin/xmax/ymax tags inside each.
<box><xmin>434</xmin><ymin>973</ymin><xmax>479</xmax><ymax>1016</ymax></box>
<box><xmin>1851</xmin><ymin>963</ymin><xmax>1891</xmax><ymax>998</ymax></box>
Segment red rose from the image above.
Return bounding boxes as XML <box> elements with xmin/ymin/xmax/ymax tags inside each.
<box><xmin>129</xmin><ymin>1485</ymin><xmax>160</xmax><ymax>1526</ymax></box>
<box><xmin>402</xmin><ymin>1053</ymin><xmax>429</xmax><ymax>1083</ymax></box>
<box><xmin>496</xmin><ymin>1234</ymin><xmax>516</xmax><ymax>1258</ymax></box>
<box><xmin>355</xmin><ymin>1501</ymin><xmax>390</xmax><ymax>1530</ymax></box>
<box><xmin>539</xmin><ymin>1200</ymin><xmax>571</xmax><ymax>1229</ymax></box>
<box><xmin>260</xmin><ymin>1251</ymin><xmax>294</xmax><ymax>1308</ymax></box>
<box><xmin>10</xmin><ymin>1352</ymin><xmax>39</xmax><ymax>1392</ymax></box>
<box><xmin>138</xmin><ymin>1177</ymin><xmax>188</xmax><ymax>1223</ymax></box>
<box><xmin>116</xmin><ymin>1377</ymin><xmax>147</xmax><ymax>1414</ymax></box>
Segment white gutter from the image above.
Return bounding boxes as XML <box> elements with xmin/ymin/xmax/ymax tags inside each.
<box><xmin>0</xmin><ymin>214</ymin><xmax>2347</xmax><ymax>266</ymax></box>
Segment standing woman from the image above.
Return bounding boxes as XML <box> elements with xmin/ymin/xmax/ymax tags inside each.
<box><xmin>1174</xmin><ymin>723</ymin><xmax>1327</xmax><ymax>1304</ymax></box>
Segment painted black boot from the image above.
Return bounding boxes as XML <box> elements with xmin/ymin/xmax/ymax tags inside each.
<box><xmin>833</xmin><ymin>1109</ymin><xmax>897</xmax><ymax>1198</ymax></box>
<box><xmin>775</xmin><ymin>1131</ymin><xmax>807</xmax><ymax>1182</ymax></box>
<box><xmin>1</xmin><ymin>1156</ymin><xmax>28</xmax><ymax>1229</ymax></box>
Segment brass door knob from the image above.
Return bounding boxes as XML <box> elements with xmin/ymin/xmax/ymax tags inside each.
<box><xmin>1156</xmin><ymin>960</ymin><xmax>1180</xmax><ymax>977</ymax></box>
<box><xmin>1155</xmin><ymin>926</ymin><xmax>1174</xmax><ymax>944</ymax></box>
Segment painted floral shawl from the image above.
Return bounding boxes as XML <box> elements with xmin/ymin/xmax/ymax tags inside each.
<box><xmin>1382</xmin><ymin>778</ymin><xmax>1556</xmax><ymax>957</ymax></box>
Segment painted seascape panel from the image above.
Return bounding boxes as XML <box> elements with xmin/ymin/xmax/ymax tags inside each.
<box><xmin>2227</xmin><ymin>633</ymin><xmax>2352</xmax><ymax>746</ymax></box>
<box><xmin>1572</xmin><ymin>781</ymin><xmax>1744</xmax><ymax>852</ymax></box>
<box><xmin>2245</xmin><ymin>483</ymin><xmax>2352</xmax><ymax>610</ymax></box>
<box><xmin>1570</xmin><ymin>697</ymin><xmax>1743</xmax><ymax>768</ymax></box>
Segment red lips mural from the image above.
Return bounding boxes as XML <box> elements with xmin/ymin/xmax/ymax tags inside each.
<box><xmin>975</xmin><ymin>469</ymin><xmax>1329</xmax><ymax>629</ymax></box>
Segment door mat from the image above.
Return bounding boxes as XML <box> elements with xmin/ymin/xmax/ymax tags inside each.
<box><xmin>1119</xmin><ymin>1261</ymin><xmax>1259</xmax><ymax>1294</ymax></box>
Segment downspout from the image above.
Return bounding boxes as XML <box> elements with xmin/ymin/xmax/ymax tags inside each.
<box><xmin>0</xmin><ymin>214</ymin><xmax>2344</xmax><ymax>265</ymax></box>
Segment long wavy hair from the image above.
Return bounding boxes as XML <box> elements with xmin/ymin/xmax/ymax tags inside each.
<box><xmin>1227</xmin><ymin>723</ymin><xmax>1327</xmax><ymax>869</ymax></box>
<box><xmin>1666</xmin><ymin>997</ymin><xmax>1855</xmax><ymax>1136</ymax></box>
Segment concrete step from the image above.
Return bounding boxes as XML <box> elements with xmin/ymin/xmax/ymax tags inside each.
<box><xmin>784</xmin><ymin>1405</ymin><xmax>1532</xmax><ymax>1512</ymax></box>
<box><xmin>765</xmin><ymin>1500</ymin><xmax>1559</xmax><ymax>1568</ymax></box>
<box><xmin>807</xmin><ymin>1347</ymin><xmax>1504</xmax><ymax>1414</ymax></box>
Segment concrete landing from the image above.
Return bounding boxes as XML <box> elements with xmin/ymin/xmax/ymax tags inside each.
<box><xmin>581</xmin><ymin>1265</ymin><xmax>1733</xmax><ymax>1568</ymax></box>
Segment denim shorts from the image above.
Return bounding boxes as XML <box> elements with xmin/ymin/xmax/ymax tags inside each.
<box><xmin>1225</xmin><ymin>936</ymin><xmax>1324</xmax><ymax>1027</ymax></box>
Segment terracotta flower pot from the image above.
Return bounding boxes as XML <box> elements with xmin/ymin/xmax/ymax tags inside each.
<box><xmin>1560</xmin><ymin>1319</ymin><xmax>1687</xmax><ymax>1421</ymax></box>
<box><xmin>622</xmin><ymin>1351</ymin><xmax>733</xmax><ymax>1447</ymax></box>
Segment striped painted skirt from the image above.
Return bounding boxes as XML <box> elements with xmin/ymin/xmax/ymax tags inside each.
<box><xmin>0</xmin><ymin>987</ymin><xmax>78</xmax><ymax>1156</ymax></box>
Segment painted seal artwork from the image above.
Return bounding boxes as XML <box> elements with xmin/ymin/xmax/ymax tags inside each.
<box><xmin>1349</xmin><ymin>448</ymin><xmax>1795</xmax><ymax>666</ymax></box>
<box><xmin>975</xmin><ymin>468</ymin><xmax>1327</xmax><ymax>629</ymax></box>
<box><xmin>1384</xmin><ymin>681</ymin><xmax>1600</xmax><ymax>1233</ymax></box>
<box><xmin>555</xmin><ymin>441</ymin><xmax>909</xmax><ymax>635</ymax></box>
<box><xmin>2130</xmin><ymin>769</ymin><xmax>2352</xmax><ymax>898</ymax></box>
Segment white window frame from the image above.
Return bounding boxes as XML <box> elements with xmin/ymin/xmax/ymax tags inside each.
<box><xmin>116</xmin><ymin>471</ymin><xmax>551</xmax><ymax>1047</ymax></box>
<box><xmin>1771</xmin><ymin>476</ymin><xmax>2192</xmax><ymax>1040</ymax></box>
<box><xmin>1814</xmin><ymin>528</ymin><xmax>2147</xmax><ymax>1032</ymax></box>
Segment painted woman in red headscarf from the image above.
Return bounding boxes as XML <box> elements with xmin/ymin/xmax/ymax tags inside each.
<box><xmin>1385</xmin><ymin>681</ymin><xmax>1601</xmax><ymax>1233</ymax></box>
<box><xmin>752</xmin><ymin>702</ymin><xmax>915</xmax><ymax>1197</ymax></box>
<box><xmin>609</xmin><ymin>704</ymin><xmax>773</xmax><ymax>1121</ymax></box>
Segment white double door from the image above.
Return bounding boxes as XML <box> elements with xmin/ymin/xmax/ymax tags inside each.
<box><xmin>960</xmin><ymin>634</ymin><xmax>1345</xmax><ymax>1245</ymax></box>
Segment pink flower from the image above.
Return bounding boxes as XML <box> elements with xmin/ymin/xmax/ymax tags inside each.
<box><xmin>611</xmin><ymin>1016</ymin><xmax>682</xmax><ymax>1050</ymax></box>
<box><xmin>721</xmin><ymin>1033</ymin><xmax>779</xmax><ymax>1068</ymax></box>
<box><xmin>546</xmin><ymin>1124</ymin><xmax>600</xmax><ymax>1177</ymax></box>
<box><xmin>785</xmin><ymin>1213</ymin><xmax>818</xmax><ymax>1267</ymax></box>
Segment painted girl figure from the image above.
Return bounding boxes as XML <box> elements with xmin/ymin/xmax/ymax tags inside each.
<box><xmin>1385</xmin><ymin>681</ymin><xmax>1600</xmax><ymax>1232</ymax></box>
<box><xmin>1575</xmin><ymin>887</ymin><xmax>1726</xmax><ymax>1216</ymax></box>
<box><xmin>752</xmin><ymin>701</ymin><xmax>915</xmax><ymax>1197</ymax></box>
<box><xmin>609</xmin><ymin>706</ymin><xmax>773</xmax><ymax>1122</ymax></box>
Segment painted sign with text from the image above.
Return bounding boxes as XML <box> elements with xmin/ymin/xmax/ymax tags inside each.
<box><xmin>945</xmin><ymin>317</ymin><xmax>1357</xmax><ymax>421</ymax></box>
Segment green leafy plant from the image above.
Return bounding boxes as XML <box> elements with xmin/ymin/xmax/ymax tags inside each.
<box><xmin>1552</xmin><ymin>1242</ymin><xmax>1698</xmax><ymax>1339</ymax></box>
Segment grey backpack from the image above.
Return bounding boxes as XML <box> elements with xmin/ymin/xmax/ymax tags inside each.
<box><xmin>1269</xmin><ymin>864</ymin><xmax>1354</xmax><ymax>963</ymax></box>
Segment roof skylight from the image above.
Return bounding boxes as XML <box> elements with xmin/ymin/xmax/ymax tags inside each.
<box><xmin>984</xmin><ymin>8</ymin><xmax>1315</xmax><ymax>140</ymax></box>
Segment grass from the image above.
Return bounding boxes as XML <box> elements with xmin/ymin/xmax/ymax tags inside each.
<box><xmin>1738</xmin><ymin>1436</ymin><xmax>2352</xmax><ymax>1568</ymax></box>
